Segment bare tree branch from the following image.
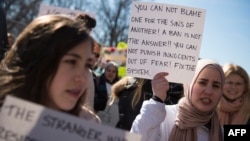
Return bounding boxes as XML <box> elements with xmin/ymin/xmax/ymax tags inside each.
<box><xmin>5</xmin><ymin>0</ymin><xmax>136</xmax><ymax>47</ymax></box>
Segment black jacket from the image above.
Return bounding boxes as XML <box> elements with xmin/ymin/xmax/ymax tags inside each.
<box><xmin>116</xmin><ymin>79</ymin><xmax>152</xmax><ymax>130</ymax></box>
<box><xmin>93</xmin><ymin>73</ymin><xmax>119</xmax><ymax>112</ymax></box>
<box><xmin>116</xmin><ymin>78</ymin><xmax>183</xmax><ymax>131</ymax></box>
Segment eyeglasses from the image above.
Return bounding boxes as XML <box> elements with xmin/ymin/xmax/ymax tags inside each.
<box><xmin>94</xmin><ymin>53</ymin><xmax>100</xmax><ymax>58</ymax></box>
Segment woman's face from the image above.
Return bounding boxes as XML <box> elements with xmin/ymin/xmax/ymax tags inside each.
<box><xmin>47</xmin><ymin>40</ymin><xmax>92</xmax><ymax>111</ymax></box>
<box><xmin>105</xmin><ymin>65</ymin><xmax>117</xmax><ymax>83</ymax></box>
<box><xmin>223</xmin><ymin>73</ymin><xmax>245</xmax><ymax>100</ymax></box>
<box><xmin>191</xmin><ymin>67</ymin><xmax>223</xmax><ymax>113</ymax></box>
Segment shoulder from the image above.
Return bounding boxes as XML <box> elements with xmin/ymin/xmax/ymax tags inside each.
<box><xmin>112</xmin><ymin>76</ymin><xmax>137</xmax><ymax>96</ymax></box>
<box><xmin>126</xmin><ymin>76</ymin><xmax>137</xmax><ymax>88</ymax></box>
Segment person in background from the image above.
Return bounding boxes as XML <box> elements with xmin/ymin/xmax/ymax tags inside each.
<box><xmin>94</xmin><ymin>61</ymin><xmax>120</xmax><ymax>112</ymax></box>
<box><xmin>110</xmin><ymin>76</ymin><xmax>183</xmax><ymax>131</ymax></box>
<box><xmin>93</xmin><ymin>61</ymin><xmax>120</xmax><ymax>126</ymax></box>
<box><xmin>0</xmin><ymin>14</ymin><xmax>100</xmax><ymax>123</ymax></box>
<box><xmin>110</xmin><ymin>77</ymin><xmax>152</xmax><ymax>130</ymax></box>
<box><xmin>91</xmin><ymin>42</ymin><xmax>102</xmax><ymax>73</ymax></box>
<box><xmin>92</xmin><ymin>42</ymin><xmax>105</xmax><ymax>77</ymax></box>
<box><xmin>85</xmin><ymin>40</ymin><xmax>103</xmax><ymax>111</ymax></box>
<box><xmin>131</xmin><ymin>59</ymin><xmax>224</xmax><ymax>141</ymax></box>
<box><xmin>217</xmin><ymin>63</ymin><xmax>250</xmax><ymax>126</ymax></box>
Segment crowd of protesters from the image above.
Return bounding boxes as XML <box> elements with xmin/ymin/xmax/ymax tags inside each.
<box><xmin>1</xmin><ymin>4</ymin><xmax>250</xmax><ymax>141</ymax></box>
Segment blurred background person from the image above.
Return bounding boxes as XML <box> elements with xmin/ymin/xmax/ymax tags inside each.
<box><xmin>110</xmin><ymin>77</ymin><xmax>152</xmax><ymax>130</ymax></box>
<box><xmin>94</xmin><ymin>61</ymin><xmax>120</xmax><ymax>112</ymax></box>
<box><xmin>110</xmin><ymin>76</ymin><xmax>183</xmax><ymax>131</ymax></box>
<box><xmin>217</xmin><ymin>63</ymin><xmax>250</xmax><ymax>126</ymax></box>
<box><xmin>91</xmin><ymin>41</ymin><xmax>104</xmax><ymax>76</ymax></box>
<box><xmin>94</xmin><ymin>61</ymin><xmax>120</xmax><ymax>126</ymax></box>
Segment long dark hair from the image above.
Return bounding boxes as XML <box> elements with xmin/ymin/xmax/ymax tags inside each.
<box><xmin>0</xmin><ymin>14</ymin><xmax>93</xmax><ymax>116</ymax></box>
<box><xmin>0</xmin><ymin>6</ymin><xmax>8</xmax><ymax>60</ymax></box>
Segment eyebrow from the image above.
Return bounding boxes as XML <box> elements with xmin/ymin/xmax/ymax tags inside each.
<box><xmin>65</xmin><ymin>53</ymin><xmax>92</xmax><ymax>62</ymax></box>
<box><xmin>65</xmin><ymin>53</ymin><xmax>81</xmax><ymax>59</ymax></box>
<box><xmin>199</xmin><ymin>78</ymin><xmax>222</xmax><ymax>85</ymax></box>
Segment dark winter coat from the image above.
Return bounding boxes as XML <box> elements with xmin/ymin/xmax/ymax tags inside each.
<box><xmin>113</xmin><ymin>77</ymin><xmax>184</xmax><ymax>131</ymax></box>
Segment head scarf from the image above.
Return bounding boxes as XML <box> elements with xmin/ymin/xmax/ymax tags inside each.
<box><xmin>168</xmin><ymin>59</ymin><xmax>224</xmax><ymax>141</ymax></box>
<box><xmin>218</xmin><ymin>94</ymin><xmax>245</xmax><ymax>126</ymax></box>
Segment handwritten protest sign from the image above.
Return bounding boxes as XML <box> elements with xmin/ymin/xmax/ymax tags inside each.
<box><xmin>0</xmin><ymin>96</ymin><xmax>141</xmax><ymax>141</ymax></box>
<box><xmin>38</xmin><ymin>3</ymin><xmax>93</xmax><ymax>17</ymax></box>
<box><xmin>126</xmin><ymin>1</ymin><xmax>206</xmax><ymax>84</ymax></box>
<box><xmin>104</xmin><ymin>50</ymin><xmax>127</xmax><ymax>66</ymax></box>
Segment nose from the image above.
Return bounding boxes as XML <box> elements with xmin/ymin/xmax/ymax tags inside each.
<box><xmin>74</xmin><ymin>69</ymin><xmax>90</xmax><ymax>84</ymax></box>
<box><xmin>204</xmin><ymin>85</ymin><xmax>213</xmax><ymax>95</ymax></box>
<box><xmin>230</xmin><ymin>83</ymin><xmax>237</xmax><ymax>89</ymax></box>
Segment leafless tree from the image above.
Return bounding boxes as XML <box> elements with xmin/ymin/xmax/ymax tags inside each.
<box><xmin>3</xmin><ymin>0</ymin><xmax>42</xmax><ymax>37</ymax></box>
<box><xmin>91</xmin><ymin>0</ymin><xmax>133</xmax><ymax>47</ymax></box>
<box><xmin>4</xmin><ymin>0</ymin><xmax>139</xmax><ymax>47</ymax></box>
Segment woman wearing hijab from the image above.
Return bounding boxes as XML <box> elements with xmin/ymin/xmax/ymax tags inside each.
<box><xmin>130</xmin><ymin>59</ymin><xmax>224</xmax><ymax>141</ymax></box>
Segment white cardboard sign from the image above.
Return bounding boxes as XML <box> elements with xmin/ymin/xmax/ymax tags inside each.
<box><xmin>126</xmin><ymin>1</ymin><xmax>206</xmax><ymax>84</ymax></box>
<box><xmin>38</xmin><ymin>4</ymin><xmax>93</xmax><ymax>17</ymax></box>
<box><xmin>0</xmin><ymin>96</ymin><xmax>141</xmax><ymax>141</ymax></box>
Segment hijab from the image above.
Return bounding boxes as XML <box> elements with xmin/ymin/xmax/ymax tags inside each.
<box><xmin>168</xmin><ymin>59</ymin><xmax>224</xmax><ymax>141</ymax></box>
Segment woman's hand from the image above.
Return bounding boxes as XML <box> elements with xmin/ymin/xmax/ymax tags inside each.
<box><xmin>151</xmin><ymin>72</ymin><xmax>169</xmax><ymax>102</ymax></box>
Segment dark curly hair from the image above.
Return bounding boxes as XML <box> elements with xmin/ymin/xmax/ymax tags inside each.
<box><xmin>75</xmin><ymin>14</ymin><xmax>96</xmax><ymax>32</ymax></box>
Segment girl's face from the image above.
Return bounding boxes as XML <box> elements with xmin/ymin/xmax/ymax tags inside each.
<box><xmin>191</xmin><ymin>67</ymin><xmax>223</xmax><ymax>113</ymax></box>
<box><xmin>105</xmin><ymin>65</ymin><xmax>117</xmax><ymax>82</ymax></box>
<box><xmin>47</xmin><ymin>40</ymin><xmax>92</xmax><ymax>111</ymax></box>
<box><xmin>223</xmin><ymin>74</ymin><xmax>245</xmax><ymax>100</ymax></box>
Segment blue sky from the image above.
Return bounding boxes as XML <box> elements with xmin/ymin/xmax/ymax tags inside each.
<box><xmin>148</xmin><ymin>0</ymin><xmax>250</xmax><ymax>75</ymax></box>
